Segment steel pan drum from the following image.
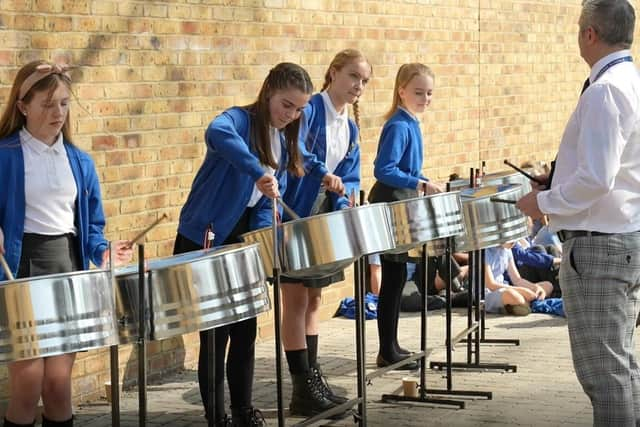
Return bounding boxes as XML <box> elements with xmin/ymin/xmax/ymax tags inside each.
<box><xmin>481</xmin><ymin>170</ymin><xmax>533</xmax><ymax>194</ymax></box>
<box><xmin>385</xmin><ymin>191</ymin><xmax>465</xmax><ymax>254</ymax></box>
<box><xmin>455</xmin><ymin>183</ymin><xmax>529</xmax><ymax>252</ymax></box>
<box><xmin>0</xmin><ymin>270</ymin><xmax>118</xmax><ymax>363</ymax></box>
<box><xmin>448</xmin><ymin>170</ymin><xmax>533</xmax><ymax>193</ymax></box>
<box><xmin>115</xmin><ymin>243</ymin><xmax>269</xmax><ymax>343</ymax></box>
<box><xmin>241</xmin><ymin>203</ymin><xmax>395</xmax><ymax>278</ymax></box>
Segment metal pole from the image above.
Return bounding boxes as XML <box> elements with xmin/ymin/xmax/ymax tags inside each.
<box><xmin>137</xmin><ymin>244</ymin><xmax>147</xmax><ymax>427</ymax></box>
<box><xmin>272</xmin><ymin>200</ymin><xmax>285</xmax><ymax>427</ymax></box>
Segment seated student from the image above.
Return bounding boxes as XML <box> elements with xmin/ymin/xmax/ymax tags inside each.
<box><xmin>511</xmin><ymin>237</ymin><xmax>562</xmax><ymax>298</ymax></box>
<box><xmin>484</xmin><ymin>242</ymin><xmax>553</xmax><ymax>316</ymax></box>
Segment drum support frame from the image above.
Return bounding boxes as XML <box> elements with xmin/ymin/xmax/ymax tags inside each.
<box><xmin>374</xmin><ymin>238</ymin><xmax>481</xmax><ymax>407</ymax></box>
<box><xmin>429</xmin><ymin>248</ymin><xmax>517</xmax><ymax>373</ymax></box>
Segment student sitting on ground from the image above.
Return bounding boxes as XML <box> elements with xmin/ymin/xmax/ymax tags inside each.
<box><xmin>484</xmin><ymin>242</ymin><xmax>554</xmax><ymax>316</ymax></box>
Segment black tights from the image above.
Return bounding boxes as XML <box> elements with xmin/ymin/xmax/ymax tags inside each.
<box><xmin>198</xmin><ymin>319</ymin><xmax>257</xmax><ymax>419</ymax></box>
<box><xmin>376</xmin><ymin>258</ymin><xmax>407</xmax><ymax>359</ymax></box>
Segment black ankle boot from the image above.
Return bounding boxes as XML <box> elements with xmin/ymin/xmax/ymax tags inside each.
<box><xmin>230</xmin><ymin>407</ymin><xmax>265</xmax><ymax>427</ymax></box>
<box><xmin>290</xmin><ymin>371</ymin><xmax>337</xmax><ymax>417</ymax></box>
<box><xmin>41</xmin><ymin>415</ymin><xmax>73</xmax><ymax>427</ymax></box>
<box><xmin>310</xmin><ymin>364</ymin><xmax>348</xmax><ymax>404</ymax></box>
<box><xmin>3</xmin><ymin>418</ymin><xmax>35</xmax><ymax>427</ymax></box>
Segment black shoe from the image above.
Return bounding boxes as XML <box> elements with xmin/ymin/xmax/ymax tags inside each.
<box><xmin>394</xmin><ymin>343</ymin><xmax>411</xmax><ymax>356</ymax></box>
<box><xmin>3</xmin><ymin>419</ymin><xmax>35</xmax><ymax>427</ymax></box>
<box><xmin>231</xmin><ymin>407</ymin><xmax>265</xmax><ymax>427</ymax></box>
<box><xmin>290</xmin><ymin>371</ymin><xmax>339</xmax><ymax>417</ymax></box>
<box><xmin>311</xmin><ymin>364</ymin><xmax>349</xmax><ymax>404</ymax></box>
<box><xmin>376</xmin><ymin>353</ymin><xmax>418</xmax><ymax>371</ymax></box>
<box><xmin>41</xmin><ymin>416</ymin><xmax>73</xmax><ymax>427</ymax></box>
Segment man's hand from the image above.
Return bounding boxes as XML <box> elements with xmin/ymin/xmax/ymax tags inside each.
<box><xmin>516</xmin><ymin>190</ymin><xmax>544</xmax><ymax>220</ymax></box>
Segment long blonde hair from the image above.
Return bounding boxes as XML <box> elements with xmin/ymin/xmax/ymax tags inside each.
<box><xmin>321</xmin><ymin>49</ymin><xmax>371</xmax><ymax>131</ymax></box>
<box><xmin>384</xmin><ymin>63</ymin><xmax>434</xmax><ymax>120</ymax></box>
<box><xmin>0</xmin><ymin>60</ymin><xmax>73</xmax><ymax>141</ymax></box>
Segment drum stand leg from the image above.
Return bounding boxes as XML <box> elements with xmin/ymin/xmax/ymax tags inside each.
<box><xmin>376</xmin><ymin>241</ymin><xmax>468</xmax><ymax>408</ymax></box>
<box><xmin>205</xmin><ymin>328</ymin><xmax>216</xmax><ymax>427</ymax></box>
<box><xmin>137</xmin><ymin>244</ymin><xmax>148</xmax><ymax>426</ymax></box>
<box><xmin>354</xmin><ymin>255</ymin><xmax>367</xmax><ymax>425</ymax></box>
<box><xmin>273</xmin><ymin>265</ymin><xmax>286</xmax><ymax>427</ymax></box>
<box><xmin>431</xmin><ymin>248</ymin><xmax>517</xmax><ymax>373</ymax></box>
<box><xmin>109</xmin><ymin>345</ymin><xmax>120</xmax><ymax>427</ymax></box>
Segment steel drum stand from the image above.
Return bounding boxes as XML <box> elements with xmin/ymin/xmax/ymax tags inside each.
<box><xmin>294</xmin><ymin>192</ymin><xmax>369</xmax><ymax>427</ymax></box>
<box><xmin>374</xmin><ymin>238</ymin><xmax>483</xmax><ymax>407</ymax></box>
<box><xmin>430</xmin><ymin>247</ymin><xmax>517</xmax><ymax>373</ymax></box>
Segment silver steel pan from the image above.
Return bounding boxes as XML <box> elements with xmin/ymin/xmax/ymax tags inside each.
<box><xmin>241</xmin><ymin>203</ymin><xmax>395</xmax><ymax>278</ymax></box>
<box><xmin>385</xmin><ymin>191</ymin><xmax>465</xmax><ymax>254</ymax></box>
<box><xmin>481</xmin><ymin>170</ymin><xmax>533</xmax><ymax>194</ymax></box>
<box><xmin>448</xmin><ymin>169</ymin><xmax>533</xmax><ymax>193</ymax></box>
<box><xmin>455</xmin><ymin>183</ymin><xmax>529</xmax><ymax>252</ymax></box>
<box><xmin>0</xmin><ymin>270</ymin><xmax>118</xmax><ymax>363</ymax></box>
<box><xmin>115</xmin><ymin>242</ymin><xmax>269</xmax><ymax>343</ymax></box>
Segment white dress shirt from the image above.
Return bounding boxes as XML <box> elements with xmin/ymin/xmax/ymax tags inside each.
<box><xmin>21</xmin><ymin>128</ymin><xmax>77</xmax><ymax>235</ymax></box>
<box><xmin>538</xmin><ymin>50</ymin><xmax>640</xmax><ymax>233</ymax></box>
<box><xmin>320</xmin><ymin>91</ymin><xmax>350</xmax><ymax>173</ymax></box>
<box><xmin>247</xmin><ymin>126</ymin><xmax>282</xmax><ymax>208</ymax></box>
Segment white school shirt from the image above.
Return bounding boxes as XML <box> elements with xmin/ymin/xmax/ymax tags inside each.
<box><xmin>538</xmin><ymin>50</ymin><xmax>640</xmax><ymax>233</ymax></box>
<box><xmin>247</xmin><ymin>126</ymin><xmax>282</xmax><ymax>208</ymax></box>
<box><xmin>21</xmin><ymin>128</ymin><xmax>77</xmax><ymax>235</ymax></box>
<box><xmin>320</xmin><ymin>91</ymin><xmax>350</xmax><ymax>173</ymax></box>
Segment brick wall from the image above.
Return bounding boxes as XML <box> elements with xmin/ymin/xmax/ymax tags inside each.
<box><xmin>0</xmin><ymin>0</ymin><xmax>638</xmax><ymax>406</ymax></box>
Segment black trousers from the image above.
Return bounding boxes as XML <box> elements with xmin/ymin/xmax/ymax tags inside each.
<box><xmin>173</xmin><ymin>210</ymin><xmax>255</xmax><ymax>419</ymax></box>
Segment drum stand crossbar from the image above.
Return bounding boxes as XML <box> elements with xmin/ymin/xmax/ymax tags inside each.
<box><xmin>368</xmin><ymin>239</ymin><xmax>469</xmax><ymax>408</ymax></box>
<box><xmin>429</xmin><ymin>248</ymin><xmax>517</xmax><ymax>373</ymax></box>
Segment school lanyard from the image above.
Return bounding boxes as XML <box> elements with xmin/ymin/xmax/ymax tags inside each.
<box><xmin>592</xmin><ymin>55</ymin><xmax>633</xmax><ymax>84</ymax></box>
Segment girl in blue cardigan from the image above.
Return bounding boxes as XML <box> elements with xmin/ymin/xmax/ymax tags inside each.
<box><xmin>174</xmin><ymin>62</ymin><xmax>327</xmax><ymax>427</ymax></box>
<box><xmin>0</xmin><ymin>61</ymin><xmax>132</xmax><ymax>427</ymax></box>
<box><xmin>369</xmin><ymin>63</ymin><xmax>442</xmax><ymax>370</ymax></box>
<box><xmin>280</xmin><ymin>49</ymin><xmax>371</xmax><ymax>417</ymax></box>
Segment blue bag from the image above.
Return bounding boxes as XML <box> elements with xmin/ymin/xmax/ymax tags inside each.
<box><xmin>530</xmin><ymin>298</ymin><xmax>565</xmax><ymax>317</ymax></box>
<box><xmin>337</xmin><ymin>292</ymin><xmax>378</xmax><ymax>320</ymax></box>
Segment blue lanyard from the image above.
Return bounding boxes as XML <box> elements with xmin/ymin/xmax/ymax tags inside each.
<box><xmin>593</xmin><ymin>56</ymin><xmax>633</xmax><ymax>83</ymax></box>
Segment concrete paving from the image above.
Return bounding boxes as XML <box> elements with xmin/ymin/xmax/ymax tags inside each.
<box><xmin>74</xmin><ymin>307</ymin><xmax>606</xmax><ymax>426</ymax></box>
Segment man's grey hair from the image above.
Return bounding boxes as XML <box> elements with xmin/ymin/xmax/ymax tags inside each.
<box><xmin>581</xmin><ymin>0</ymin><xmax>635</xmax><ymax>48</ymax></box>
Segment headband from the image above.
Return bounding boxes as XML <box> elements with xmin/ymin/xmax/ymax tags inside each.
<box><xmin>18</xmin><ymin>63</ymin><xmax>72</xmax><ymax>100</ymax></box>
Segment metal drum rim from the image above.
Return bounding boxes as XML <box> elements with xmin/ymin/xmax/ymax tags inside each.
<box><xmin>115</xmin><ymin>242</ymin><xmax>261</xmax><ymax>276</ymax></box>
<box><xmin>0</xmin><ymin>268</ymin><xmax>110</xmax><ymax>286</ymax></box>
<box><xmin>280</xmin><ymin>202</ymin><xmax>388</xmax><ymax>225</ymax></box>
<box><xmin>459</xmin><ymin>183</ymin><xmax>522</xmax><ymax>201</ymax></box>
<box><xmin>386</xmin><ymin>190</ymin><xmax>461</xmax><ymax>207</ymax></box>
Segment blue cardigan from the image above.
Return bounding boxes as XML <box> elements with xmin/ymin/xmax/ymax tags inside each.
<box><xmin>373</xmin><ymin>108</ymin><xmax>428</xmax><ymax>190</ymax></box>
<box><xmin>0</xmin><ymin>131</ymin><xmax>108</xmax><ymax>281</ymax></box>
<box><xmin>284</xmin><ymin>93</ymin><xmax>360</xmax><ymax>218</ymax></box>
<box><xmin>177</xmin><ymin>107</ymin><xmax>327</xmax><ymax>246</ymax></box>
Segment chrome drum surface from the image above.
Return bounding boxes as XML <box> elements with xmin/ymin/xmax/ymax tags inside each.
<box><xmin>241</xmin><ymin>203</ymin><xmax>395</xmax><ymax>278</ymax></box>
<box><xmin>115</xmin><ymin>243</ymin><xmax>269</xmax><ymax>342</ymax></box>
<box><xmin>0</xmin><ymin>270</ymin><xmax>118</xmax><ymax>363</ymax></box>
<box><xmin>455</xmin><ymin>184</ymin><xmax>529</xmax><ymax>251</ymax></box>
<box><xmin>385</xmin><ymin>191</ymin><xmax>465</xmax><ymax>254</ymax></box>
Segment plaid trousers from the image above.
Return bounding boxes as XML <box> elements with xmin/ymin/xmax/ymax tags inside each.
<box><xmin>560</xmin><ymin>232</ymin><xmax>640</xmax><ymax>427</ymax></box>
